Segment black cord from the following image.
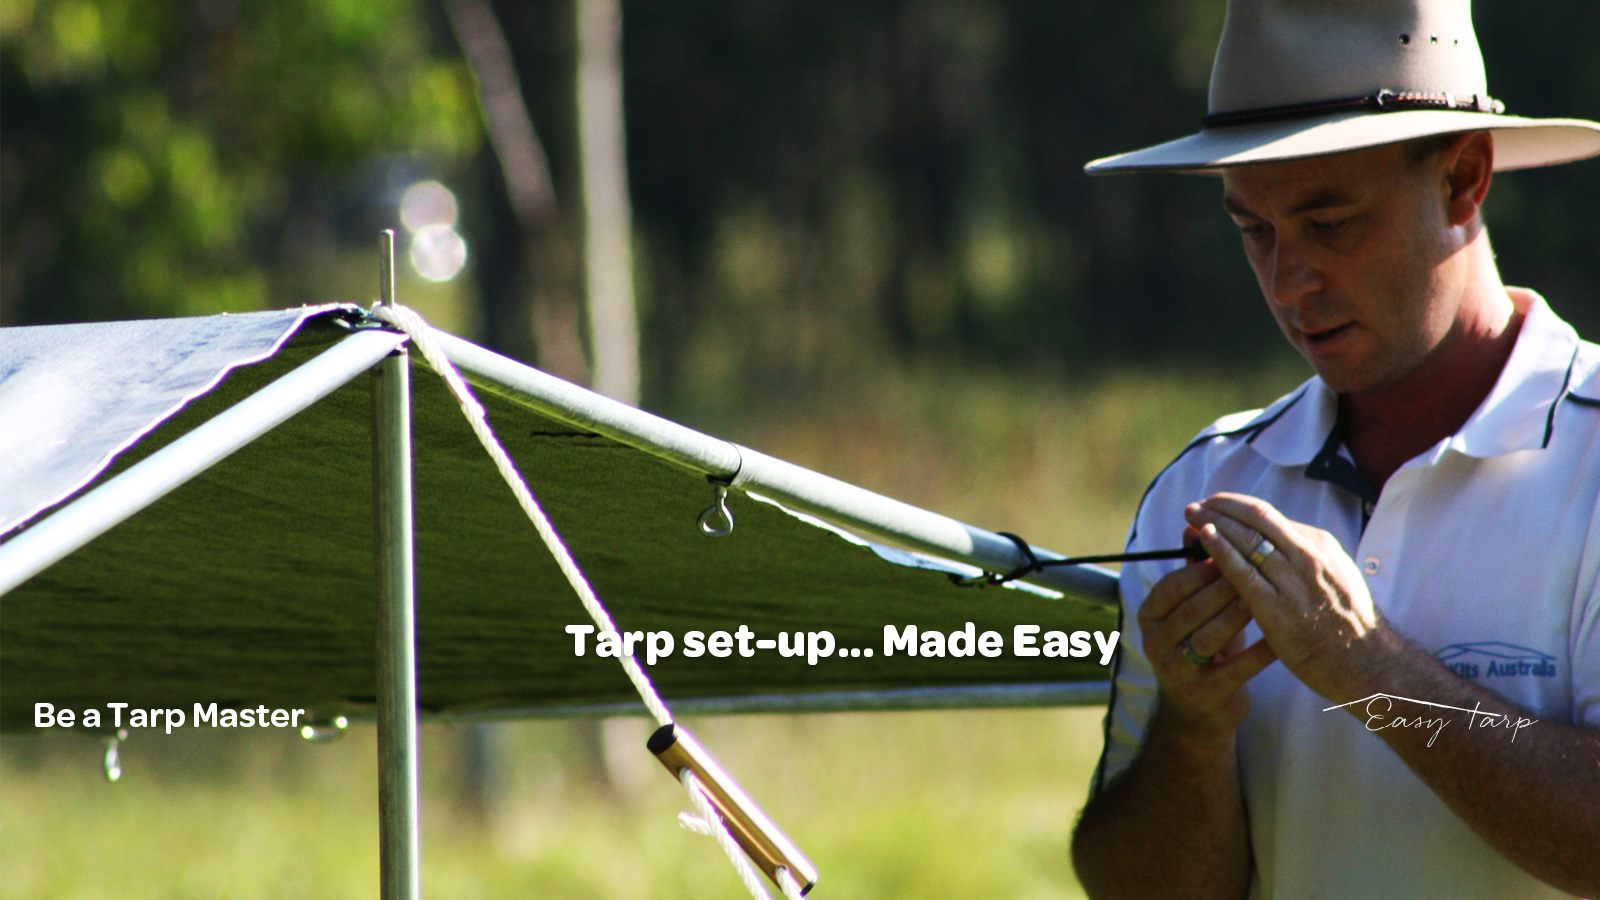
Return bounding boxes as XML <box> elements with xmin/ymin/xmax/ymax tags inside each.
<box><xmin>950</xmin><ymin>536</ymin><xmax>1207</xmax><ymax>587</ymax></box>
<box><xmin>995</xmin><ymin>531</ymin><xmax>1038</xmax><ymax>581</ymax></box>
<box><xmin>1033</xmin><ymin>540</ymin><xmax>1208</xmax><ymax>569</ymax></box>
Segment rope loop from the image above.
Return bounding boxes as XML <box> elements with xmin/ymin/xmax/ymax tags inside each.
<box><xmin>681</xmin><ymin>769</ymin><xmax>808</xmax><ymax>900</ymax></box>
<box><xmin>948</xmin><ymin>531</ymin><xmax>1038</xmax><ymax>587</ymax></box>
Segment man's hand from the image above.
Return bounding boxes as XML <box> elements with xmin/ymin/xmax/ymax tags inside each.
<box><xmin>1074</xmin><ymin>533</ymin><xmax>1275</xmax><ymax>900</ymax></box>
<box><xmin>1138</xmin><ymin>545</ymin><xmax>1278</xmax><ymax>735</ymax></box>
<box><xmin>1186</xmin><ymin>492</ymin><xmax>1391</xmax><ymax>703</ymax></box>
<box><xmin>1182</xmin><ymin>491</ymin><xmax>1600</xmax><ymax>895</ymax></box>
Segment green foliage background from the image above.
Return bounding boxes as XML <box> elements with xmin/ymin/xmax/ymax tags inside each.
<box><xmin>1</xmin><ymin>1</ymin><xmax>1596</xmax><ymax>896</ymax></box>
<box><xmin>6</xmin><ymin>0</ymin><xmax>1596</xmax><ymax>406</ymax></box>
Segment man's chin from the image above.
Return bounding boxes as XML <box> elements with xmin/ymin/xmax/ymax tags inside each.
<box><xmin>1305</xmin><ymin>359</ymin><xmax>1382</xmax><ymax>396</ymax></box>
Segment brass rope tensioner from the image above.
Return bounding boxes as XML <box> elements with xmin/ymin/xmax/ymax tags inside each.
<box><xmin>650</xmin><ymin>723</ymin><xmax>820</xmax><ymax>896</ymax></box>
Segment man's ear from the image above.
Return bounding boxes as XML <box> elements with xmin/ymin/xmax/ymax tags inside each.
<box><xmin>1442</xmin><ymin>131</ymin><xmax>1494</xmax><ymax>228</ymax></box>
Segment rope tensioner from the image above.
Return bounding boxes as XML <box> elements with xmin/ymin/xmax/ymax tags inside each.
<box><xmin>368</xmin><ymin>288</ymin><xmax>816</xmax><ymax>900</ymax></box>
<box><xmin>650</xmin><ymin>723</ymin><xmax>819</xmax><ymax>895</ymax></box>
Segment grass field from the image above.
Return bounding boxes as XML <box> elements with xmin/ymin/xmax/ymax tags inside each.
<box><xmin>0</xmin><ymin>361</ymin><xmax>1304</xmax><ymax>899</ymax></box>
<box><xmin>2</xmin><ymin>711</ymin><xmax>1106</xmax><ymax>900</ymax></box>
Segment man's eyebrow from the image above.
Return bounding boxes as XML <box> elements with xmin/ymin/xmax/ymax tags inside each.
<box><xmin>1223</xmin><ymin>191</ymin><xmax>1357</xmax><ymax>218</ymax></box>
<box><xmin>1288</xmin><ymin>191</ymin><xmax>1357</xmax><ymax>215</ymax></box>
<box><xmin>1222</xmin><ymin>196</ymin><xmax>1258</xmax><ymax>218</ymax></box>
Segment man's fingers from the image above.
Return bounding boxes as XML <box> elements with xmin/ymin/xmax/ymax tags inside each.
<box><xmin>1139</xmin><ymin>559</ymin><xmax>1226</xmax><ymax>623</ymax></box>
<box><xmin>1164</xmin><ymin>574</ymin><xmax>1238</xmax><ymax>637</ymax></box>
<box><xmin>1216</xmin><ymin>637</ymin><xmax>1277</xmax><ymax>687</ymax></box>
<box><xmin>1187</xmin><ymin>500</ymin><xmax>1283</xmax><ymax>567</ymax></box>
<box><xmin>1204</xmin><ymin>513</ymin><xmax>1268</xmax><ymax>562</ymax></box>
<box><xmin>1186</xmin><ymin>596</ymin><xmax>1252</xmax><ymax>659</ymax></box>
<box><xmin>1148</xmin><ymin>632</ymin><xmax>1274</xmax><ymax>728</ymax></box>
<box><xmin>1197</xmin><ymin>521</ymin><xmax>1277</xmax><ymax>602</ymax></box>
<box><xmin>1198</xmin><ymin>493</ymin><xmax>1306</xmax><ymax>561</ymax></box>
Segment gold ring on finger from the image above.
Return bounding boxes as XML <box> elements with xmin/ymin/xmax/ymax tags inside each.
<box><xmin>1180</xmin><ymin>636</ymin><xmax>1213</xmax><ymax>666</ymax></box>
<box><xmin>1247</xmin><ymin>537</ymin><xmax>1276</xmax><ymax>569</ymax></box>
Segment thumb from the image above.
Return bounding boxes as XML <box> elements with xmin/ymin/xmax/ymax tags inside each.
<box><xmin>1182</xmin><ymin>524</ymin><xmax>1208</xmax><ymax>564</ymax></box>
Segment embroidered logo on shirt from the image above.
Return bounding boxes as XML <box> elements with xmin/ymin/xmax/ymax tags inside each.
<box><xmin>1435</xmin><ymin>642</ymin><xmax>1558</xmax><ymax>679</ymax></box>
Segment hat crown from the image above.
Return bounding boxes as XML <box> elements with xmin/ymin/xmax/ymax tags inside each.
<box><xmin>1208</xmin><ymin>0</ymin><xmax>1489</xmax><ymax>115</ymax></box>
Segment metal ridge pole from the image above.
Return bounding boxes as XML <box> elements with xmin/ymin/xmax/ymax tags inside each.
<box><xmin>731</xmin><ymin>444</ymin><xmax>1122</xmax><ymax>604</ymax></box>
<box><xmin>374</xmin><ymin>231</ymin><xmax>421</xmax><ymax>900</ymax></box>
<box><xmin>0</xmin><ymin>328</ymin><xmax>407</xmax><ymax>596</ymax></box>
<box><xmin>431</xmin><ymin>330</ymin><xmax>1119</xmax><ymax>606</ymax></box>
<box><xmin>434</xmin><ymin>329</ymin><xmax>743</xmax><ymax>476</ymax></box>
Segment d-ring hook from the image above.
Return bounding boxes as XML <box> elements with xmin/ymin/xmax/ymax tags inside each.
<box><xmin>697</xmin><ymin>480</ymin><xmax>735</xmax><ymax>537</ymax></box>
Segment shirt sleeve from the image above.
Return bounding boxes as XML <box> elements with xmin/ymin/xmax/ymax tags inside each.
<box><xmin>1090</xmin><ymin>448</ymin><xmax>1210</xmax><ymax>794</ymax></box>
<box><xmin>1091</xmin><ymin>555</ymin><xmax>1161</xmax><ymax>793</ymax></box>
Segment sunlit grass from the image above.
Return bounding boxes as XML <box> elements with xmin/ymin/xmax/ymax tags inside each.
<box><xmin>0</xmin><ymin>361</ymin><xmax>1306</xmax><ymax>899</ymax></box>
<box><xmin>2</xmin><ymin>710</ymin><xmax>1103</xmax><ymax>900</ymax></box>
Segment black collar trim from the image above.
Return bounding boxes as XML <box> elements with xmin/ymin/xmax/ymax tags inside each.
<box><xmin>1543</xmin><ymin>344</ymin><xmax>1585</xmax><ymax>448</ymax></box>
<box><xmin>1304</xmin><ymin>415</ymin><xmax>1381</xmax><ymax>506</ymax></box>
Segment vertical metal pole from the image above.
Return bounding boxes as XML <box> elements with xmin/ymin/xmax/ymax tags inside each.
<box><xmin>374</xmin><ymin>230</ymin><xmax>421</xmax><ymax>900</ymax></box>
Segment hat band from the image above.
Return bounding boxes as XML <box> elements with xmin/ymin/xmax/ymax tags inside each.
<box><xmin>1203</xmin><ymin>89</ymin><xmax>1506</xmax><ymax>128</ymax></box>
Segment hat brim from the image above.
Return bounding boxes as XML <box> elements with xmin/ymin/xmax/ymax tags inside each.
<box><xmin>1084</xmin><ymin>110</ymin><xmax>1600</xmax><ymax>175</ymax></box>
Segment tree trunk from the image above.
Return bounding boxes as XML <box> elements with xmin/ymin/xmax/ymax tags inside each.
<box><xmin>575</xmin><ymin>0</ymin><xmax>640</xmax><ymax>404</ymax></box>
<box><xmin>445</xmin><ymin>0</ymin><xmax>589</xmax><ymax>384</ymax></box>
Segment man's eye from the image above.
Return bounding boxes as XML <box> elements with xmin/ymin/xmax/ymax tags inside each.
<box><xmin>1239</xmin><ymin>223</ymin><xmax>1272</xmax><ymax>237</ymax></box>
<box><xmin>1312</xmin><ymin>218</ymin><xmax>1349</xmax><ymax>232</ymax></box>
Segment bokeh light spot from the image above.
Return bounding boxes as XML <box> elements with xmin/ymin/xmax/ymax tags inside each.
<box><xmin>399</xmin><ymin>180</ymin><xmax>458</xmax><ymax>232</ymax></box>
<box><xmin>410</xmin><ymin>224</ymin><xmax>467</xmax><ymax>281</ymax></box>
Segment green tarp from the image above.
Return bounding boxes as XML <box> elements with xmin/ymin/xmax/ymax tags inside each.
<box><xmin>0</xmin><ymin>309</ymin><xmax>1117</xmax><ymax>729</ymax></box>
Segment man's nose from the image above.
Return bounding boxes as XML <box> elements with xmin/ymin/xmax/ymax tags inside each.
<box><xmin>1268</xmin><ymin>238</ymin><xmax>1323</xmax><ymax>308</ymax></box>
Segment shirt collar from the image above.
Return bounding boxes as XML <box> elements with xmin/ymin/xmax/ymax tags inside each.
<box><xmin>1244</xmin><ymin>290</ymin><xmax>1580</xmax><ymax>468</ymax></box>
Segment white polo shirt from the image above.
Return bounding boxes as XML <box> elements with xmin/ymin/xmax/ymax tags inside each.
<box><xmin>1097</xmin><ymin>292</ymin><xmax>1600</xmax><ymax>899</ymax></box>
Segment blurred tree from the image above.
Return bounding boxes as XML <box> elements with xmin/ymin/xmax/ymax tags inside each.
<box><xmin>617</xmin><ymin>0</ymin><xmax>1270</xmax><ymax>413</ymax></box>
<box><xmin>4</xmin><ymin>0</ymin><xmax>1595</xmax><ymax>412</ymax></box>
<box><xmin>622</xmin><ymin>0</ymin><xmax>1598</xmax><ymax>412</ymax></box>
<box><xmin>577</xmin><ymin>0</ymin><xmax>640</xmax><ymax>404</ymax></box>
<box><xmin>1474</xmin><ymin>0</ymin><xmax>1600</xmax><ymax>320</ymax></box>
<box><xmin>1</xmin><ymin>0</ymin><xmax>481</xmax><ymax>324</ymax></box>
<box><xmin>444</xmin><ymin>0</ymin><xmax>588</xmax><ymax>378</ymax></box>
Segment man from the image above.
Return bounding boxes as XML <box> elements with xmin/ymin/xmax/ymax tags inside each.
<box><xmin>1068</xmin><ymin>1</ymin><xmax>1600</xmax><ymax>897</ymax></box>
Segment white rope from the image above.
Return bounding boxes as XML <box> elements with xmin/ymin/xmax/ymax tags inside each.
<box><xmin>777</xmin><ymin>864</ymin><xmax>807</xmax><ymax>900</ymax></box>
<box><xmin>677</xmin><ymin>811</ymin><xmax>717</xmax><ymax>837</ymax></box>
<box><xmin>370</xmin><ymin>303</ymin><xmax>673</xmax><ymax>727</ymax></box>
<box><xmin>682</xmin><ymin>769</ymin><xmax>775</xmax><ymax>900</ymax></box>
<box><xmin>681</xmin><ymin>770</ymin><xmax>807</xmax><ymax>900</ymax></box>
<box><xmin>371</xmin><ymin>305</ymin><xmax>807</xmax><ymax>900</ymax></box>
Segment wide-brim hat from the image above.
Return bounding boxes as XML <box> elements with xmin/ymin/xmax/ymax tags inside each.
<box><xmin>1085</xmin><ymin>0</ymin><xmax>1600</xmax><ymax>175</ymax></box>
